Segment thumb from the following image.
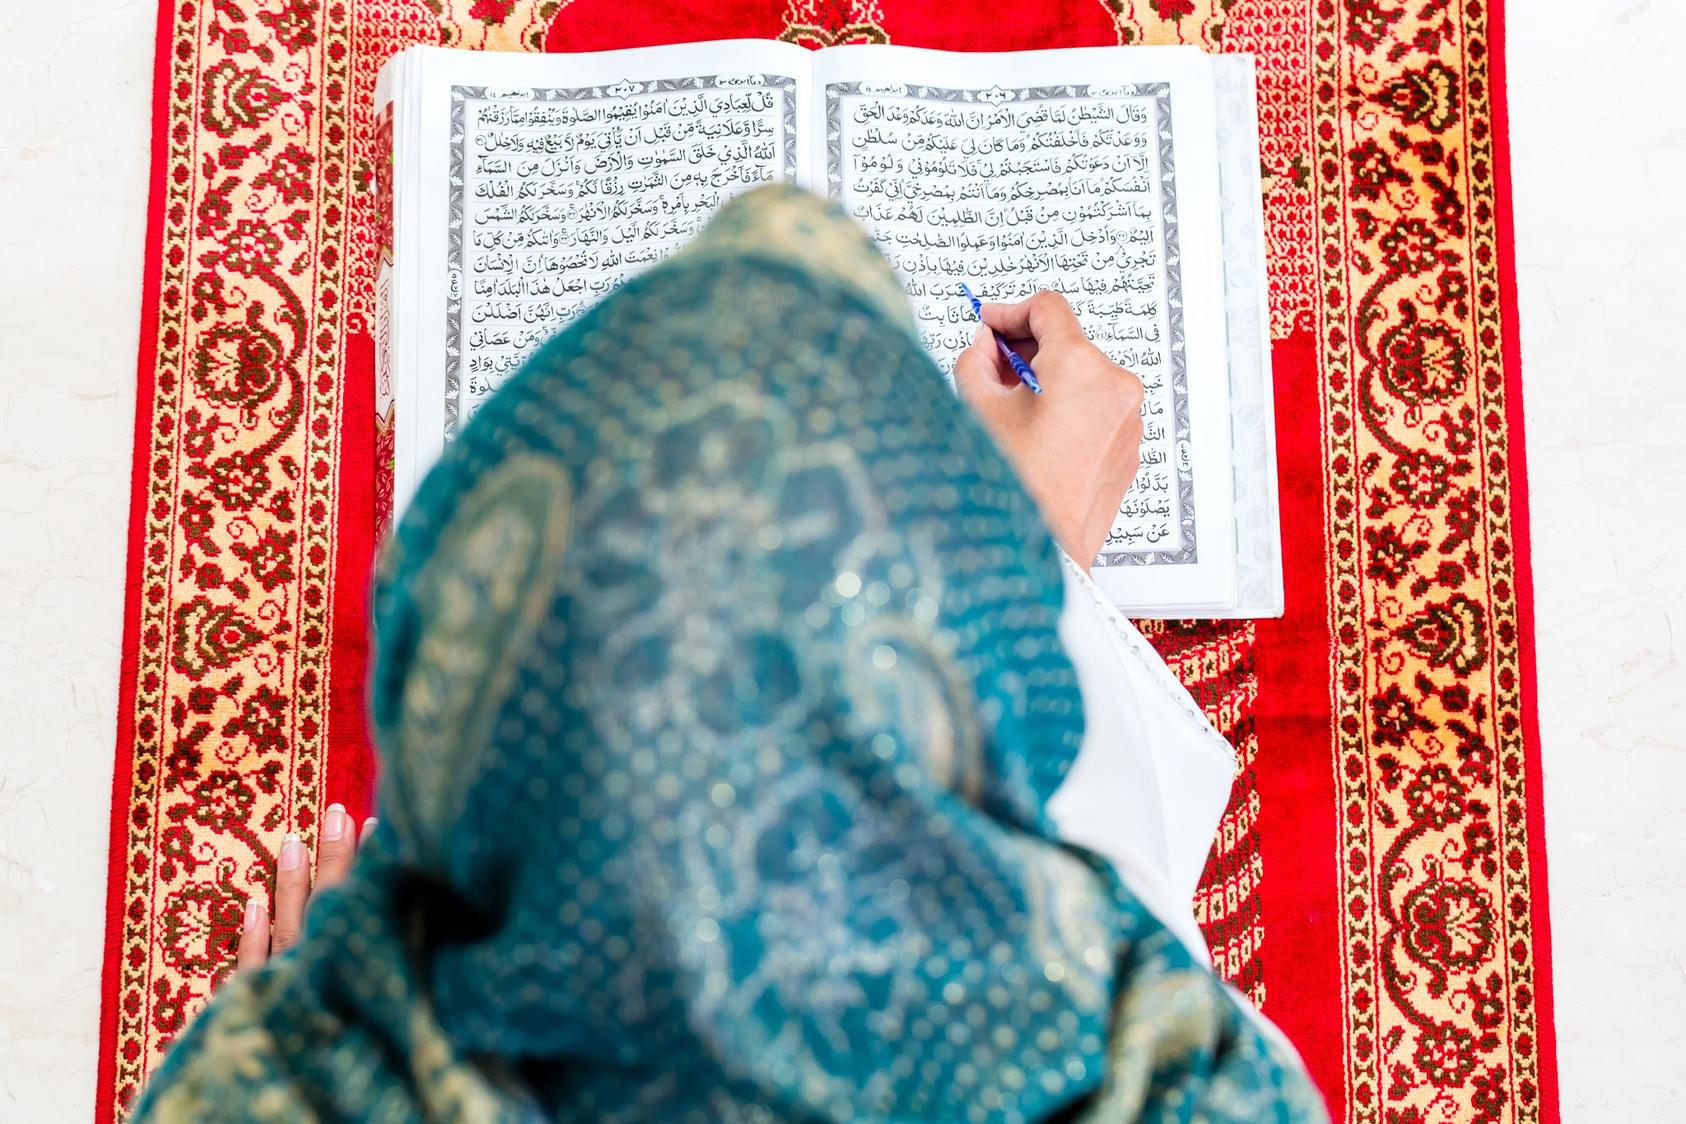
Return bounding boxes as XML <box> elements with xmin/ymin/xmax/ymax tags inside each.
<box><xmin>954</xmin><ymin>324</ymin><xmax>1021</xmax><ymax>419</ymax></box>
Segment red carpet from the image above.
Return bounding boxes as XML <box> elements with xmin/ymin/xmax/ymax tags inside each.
<box><xmin>99</xmin><ymin>0</ymin><xmax>1559</xmax><ymax>1119</ymax></box>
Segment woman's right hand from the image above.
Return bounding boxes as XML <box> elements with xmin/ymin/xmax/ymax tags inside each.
<box><xmin>953</xmin><ymin>291</ymin><xmax>1145</xmax><ymax>567</ymax></box>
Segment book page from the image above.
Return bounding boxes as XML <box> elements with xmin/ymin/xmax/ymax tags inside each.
<box><xmin>812</xmin><ymin>46</ymin><xmax>1238</xmax><ymax>611</ymax></box>
<box><xmin>390</xmin><ymin>41</ymin><xmax>811</xmax><ymax>512</ymax></box>
<box><xmin>1211</xmin><ymin>55</ymin><xmax>1282</xmax><ymax>618</ymax></box>
<box><xmin>1145</xmin><ymin>55</ymin><xmax>1282</xmax><ymax>620</ymax></box>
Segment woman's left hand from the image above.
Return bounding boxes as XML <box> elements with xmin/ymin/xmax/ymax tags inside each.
<box><xmin>234</xmin><ymin>804</ymin><xmax>373</xmax><ymax>973</ymax></box>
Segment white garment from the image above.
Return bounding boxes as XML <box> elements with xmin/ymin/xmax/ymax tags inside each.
<box><xmin>1047</xmin><ymin>556</ymin><xmax>1238</xmax><ymax>964</ymax></box>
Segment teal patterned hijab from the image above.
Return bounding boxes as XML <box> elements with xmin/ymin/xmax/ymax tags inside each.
<box><xmin>135</xmin><ymin>186</ymin><xmax>1324</xmax><ymax>1122</ymax></box>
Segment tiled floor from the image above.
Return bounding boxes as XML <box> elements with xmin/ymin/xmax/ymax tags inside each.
<box><xmin>1</xmin><ymin>3</ymin><xmax>1681</xmax><ymax>1119</ymax></box>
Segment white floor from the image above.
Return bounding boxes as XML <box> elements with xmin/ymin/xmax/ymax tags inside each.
<box><xmin>1508</xmin><ymin>4</ymin><xmax>1686</xmax><ymax>1115</ymax></box>
<box><xmin>0</xmin><ymin>3</ymin><xmax>1681</xmax><ymax>1119</ymax></box>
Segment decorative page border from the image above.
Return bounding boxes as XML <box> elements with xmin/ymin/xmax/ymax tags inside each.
<box><xmin>445</xmin><ymin>76</ymin><xmax>799</xmax><ymax>439</ymax></box>
<box><xmin>824</xmin><ymin>80</ymin><xmax>1196</xmax><ymax>567</ymax></box>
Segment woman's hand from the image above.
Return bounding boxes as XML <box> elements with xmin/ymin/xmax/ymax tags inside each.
<box><xmin>953</xmin><ymin>291</ymin><xmax>1145</xmax><ymax>567</ymax></box>
<box><xmin>234</xmin><ymin>803</ymin><xmax>373</xmax><ymax>973</ymax></box>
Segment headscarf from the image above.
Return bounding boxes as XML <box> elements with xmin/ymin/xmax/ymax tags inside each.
<box><xmin>135</xmin><ymin>186</ymin><xmax>1325</xmax><ymax>1122</ymax></box>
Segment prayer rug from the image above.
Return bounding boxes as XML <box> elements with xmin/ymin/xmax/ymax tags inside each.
<box><xmin>99</xmin><ymin>0</ymin><xmax>1559</xmax><ymax>1119</ymax></box>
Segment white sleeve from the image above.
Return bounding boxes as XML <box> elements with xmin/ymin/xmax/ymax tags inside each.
<box><xmin>1047</xmin><ymin>556</ymin><xmax>1238</xmax><ymax>964</ymax></box>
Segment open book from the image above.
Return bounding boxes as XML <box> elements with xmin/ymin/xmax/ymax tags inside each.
<box><xmin>374</xmin><ymin>41</ymin><xmax>1282</xmax><ymax>618</ymax></box>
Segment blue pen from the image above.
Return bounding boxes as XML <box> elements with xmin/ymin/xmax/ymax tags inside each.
<box><xmin>959</xmin><ymin>282</ymin><xmax>1042</xmax><ymax>395</ymax></box>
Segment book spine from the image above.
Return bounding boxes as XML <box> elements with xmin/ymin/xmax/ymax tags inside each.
<box><xmin>372</xmin><ymin>94</ymin><xmax>396</xmax><ymax>536</ymax></box>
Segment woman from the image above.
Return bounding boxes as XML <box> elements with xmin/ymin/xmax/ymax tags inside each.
<box><xmin>134</xmin><ymin>187</ymin><xmax>1325</xmax><ymax>1121</ymax></box>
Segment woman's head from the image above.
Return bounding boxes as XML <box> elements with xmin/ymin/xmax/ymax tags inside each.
<box><xmin>361</xmin><ymin>188</ymin><xmax>1121</xmax><ymax>1112</ymax></box>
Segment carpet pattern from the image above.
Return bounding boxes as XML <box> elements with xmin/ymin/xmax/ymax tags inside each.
<box><xmin>99</xmin><ymin>0</ymin><xmax>1558</xmax><ymax>1119</ymax></box>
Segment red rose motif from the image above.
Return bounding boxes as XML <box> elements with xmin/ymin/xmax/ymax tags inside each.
<box><xmin>150</xmin><ymin>978</ymin><xmax>198</xmax><ymax>1036</ymax></box>
<box><xmin>202</xmin><ymin>450</ymin><xmax>272</xmax><ymax>512</ymax></box>
<box><xmin>1150</xmin><ymin>0</ymin><xmax>1196</xmax><ymax>18</ymax></box>
<box><xmin>469</xmin><ymin>0</ymin><xmax>516</xmax><ymax>22</ymax></box>
<box><xmin>184</xmin><ymin>769</ymin><xmax>258</xmax><ymax>830</ymax></box>
<box><xmin>1434</xmin><ymin>267</ymin><xmax>1470</xmax><ymax>318</ymax></box>
<box><xmin>1378</xmin><ymin>217</ymin><xmax>1446</xmax><ymax>276</ymax></box>
<box><xmin>1442</xmin><ymin>487</ymin><xmax>1479</xmax><ymax>551</ymax></box>
<box><xmin>222</xmin><ymin>685</ymin><xmax>291</xmax><ymax>756</ymax></box>
<box><xmin>217</xmin><ymin>25</ymin><xmax>254</xmax><ymax>55</ymax></box>
<box><xmin>220</xmin><ymin>220</ymin><xmax>282</xmax><ymax>277</ymax></box>
<box><xmin>190</xmin><ymin>270</ymin><xmax>236</xmax><ymax>321</ymax></box>
<box><xmin>1467</xmin><ymin>975</ymin><xmax>1506</xmax><ymax>1029</ymax></box>
<box><xmin>1369</xmin><ymin>684</ymin><xmax>1433</xmax><ymax>747</ymax></box>
<box><xmin>1460</xmin><ymin>818</ymin><xmax>1498</xmax><ymax>878</ymax></box>
<box><xmin>1348</xmin><ymin>138</ymin><xmax>1409</xmax><ymax>202</ymax></box>
<box><xmin>1388</xmin><ymin>450</ymin><xmax>1454</xmax><ymax>507</ymax></box>
<box><xmin>230</xmin><ymin>526</ymin><xmax>298</xmax><ymax>592</ymax></box>
<box><xmin>158</xmin><ymin>881</ymin><xmax>242</xmax><ymax>975</ymax></box>
<box><xmin>257</xmin><ymin>0</ymin><xmax>319</xmax><ymax>52</ymax></box>
<box><xmin>1471</xmin><ymin>1067</ymin><xmax>1508</xmax><ymax>1117</ymax></box>
<box><xmin>1345</xmin><ymin>0</ymin><xmax>1403</xmax><ymax>52</ymax></box>
<box><xmin>1413</xmin><ymin>1020</ymin><xmax>1481</xmax><ymax>1088</ymax></box>
<box><xmin>158</xmin><ymin>823</ymin><xmax>204</xmax><ymax>879</ymax></box>
<box><xmin>1363</xmin><ymin>523</ymin><xmax>1428</xmax><ymax>589</ymax></box>
<box><xmin>1402</xmin><ymin>762</ymin><xmax>1467</xmax><ymax>829</ymax></box>
<box><xmin>178</xmin><ymin>491</ymin><xmax>219</xmax><ymax>553</ymax></box>
<box><xmin>251</xmin><ymin>143</ymin><xmax>314</xmax><ymax>203</ymax></box>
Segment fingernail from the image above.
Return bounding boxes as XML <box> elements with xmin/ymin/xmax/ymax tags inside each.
<box><xmin>361</xmin><ymin>816</ymin><xmax>379</xmax><ymax>840</ymax></box>
<box><xmin>322</xmin><ymin>803</ymin><xmax>347</xmax><ymax>842</ymax></box>
<box><xmin>243</xmin><ymin>897</ymin><xmax>265</xmax><ymax>928</ymax></box>
<box><xmin>279</xmin><ymin>832</ymin><xmax>305</xmax><ymax>871</ymax></box>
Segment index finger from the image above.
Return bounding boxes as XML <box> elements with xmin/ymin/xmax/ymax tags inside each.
<box><xmin>980</xmin><ymin>291</ymin><xmax>1087</xmax><ymax>348</ymax></box>
<box><xmin>313</xmin><ymin>803</ymin><xmax>355</xmax><ymax>895</ymax></box>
